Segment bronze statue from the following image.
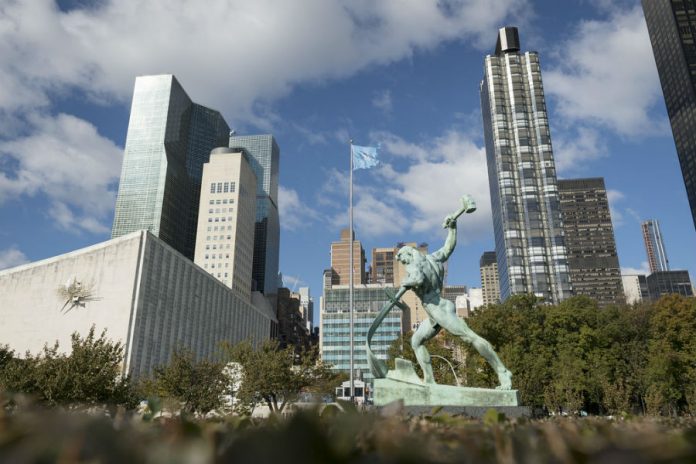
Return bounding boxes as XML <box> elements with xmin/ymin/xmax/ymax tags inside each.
<box><xmin>367</xmin><ymin>194</ymin><xmax>512</xmax><ymax>389</ymax></box>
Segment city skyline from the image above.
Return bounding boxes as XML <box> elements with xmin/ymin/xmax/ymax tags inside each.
<box><xmin>1</xmin><ymin>1</ymin><xmax>695</xmax><ymax>324</ymax></box>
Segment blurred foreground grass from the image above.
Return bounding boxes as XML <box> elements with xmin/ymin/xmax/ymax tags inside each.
<box><xmin>1</xmin><ymin>399</ymin><xmax>696</xmax><ymax>463</ymax></box>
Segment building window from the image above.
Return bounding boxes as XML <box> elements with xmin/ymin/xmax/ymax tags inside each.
<box><xmin>217</xmin><ymin>182</ymin><xmax>223</xmax><ymax>193</ymax></box>
<box><xmin>210</xmin><ymin>183</ymin><xmax>215</xmax><ymax>193</ymax></box>
<box><xmin>230</xmin><ymin>182</ymin><xmax>236</xmax><ymax>192</ymax></box>
<box><xmin>224</xmin><ymin>182</ymin><xmax>229</xmax><ymax>192</ymax></box>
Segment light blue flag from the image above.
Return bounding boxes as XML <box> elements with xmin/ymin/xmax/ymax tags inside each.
<box><xmin>351</xmin><ymin>144</ymin><xmax>379</xmax><ymax>170</ymax></box>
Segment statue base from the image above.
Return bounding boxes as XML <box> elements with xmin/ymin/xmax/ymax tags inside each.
<box><xmin>373</xmin><ymin>358</ymin><xmax>519</xmax><ymax>407</ymax></box>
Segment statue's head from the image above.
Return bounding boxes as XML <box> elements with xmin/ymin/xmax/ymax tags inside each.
<box><xmin>396</xmin><ymin>246</ymin><xmax>423</xmax><ymax>266</ymax></box>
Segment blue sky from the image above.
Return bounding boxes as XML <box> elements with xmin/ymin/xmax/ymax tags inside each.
<box><xmin>0</xmin><ymin>0</ymin><xmax>694</xmax><ymax>320</ymax></box>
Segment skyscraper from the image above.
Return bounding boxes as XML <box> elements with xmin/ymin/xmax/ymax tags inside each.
<box><xmin>228</xmin><ymin>134</ymin><xmax>280</xmax><ymax>296</ymax></box>
<box><xmin>558</xmin><ymin>178</ymin><xmax>624</xmax><ymax>306</ymax></box>
<box><xmin>193</xmin><ymin>148</ymin><xmax>257</xmax><ymax>300</ymax></box>
<box><xmin>481</xmin><ymin>27</ymin><xmax>572</xmax><ymax>303</ymax></box>
<box><xmin>642</xmin><ymin>0</ymin><xmax>696</xmax><ymax>230</ymax></box>
<box><xmin>641</xmin><ymin>219</ymin><xmax>670</xmax><ymax>273</ymax></box>
<box><xmin>479</xmin><ymin>251</ymin><xmax>501</xmax><ymax>306</ymax></box>
<box><xmin>112</xmin><ymin>75</ymin><xmax>230</xmax><ymax>259</ymax></box>
<box><xmin>330</xmin><ymin>229</ymin><xmax>366</xmax><ymax>286</ymax></box>
<box><xmin>646</xmin><ymin>270</ymin><xmax>694</xmax><ymax>299</ymax></box>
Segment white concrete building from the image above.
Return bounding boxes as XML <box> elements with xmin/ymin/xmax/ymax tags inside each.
<box><xmin>622</xmin><ymin>275</ymin><xmax>648</xmax><ymax>304</ymax></box>
<box><xmin>194</xmin><ymin>148</ymin><xmax>257</xmax><ymax>300</ymax></box>
<box><xmin>0</xmin><ymin>231</ymin><xmax>276</xmax><ymax>377</ymax></box>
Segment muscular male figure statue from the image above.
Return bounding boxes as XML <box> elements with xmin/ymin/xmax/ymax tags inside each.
<box><xmin>392</xmin><ymin>195</ymin><xmax>512</xmax><ymax>389</ymax></box>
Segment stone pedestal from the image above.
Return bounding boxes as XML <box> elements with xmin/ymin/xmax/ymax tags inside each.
<box><xmin>373</xmin><ymin>358</ymin><xmax>520</xmax><ymax>408</ymax></box>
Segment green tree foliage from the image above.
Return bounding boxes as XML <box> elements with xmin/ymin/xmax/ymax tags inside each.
<box><xmin>226</xmin><ymin>340</ymin><xmax>340</xmax><ymax>414</ymax></box>
<box><xmin>390</xmin><ymin>294</ymin><xmax>696</xmax><ymax>416</ymax></box>
<box><xmin>387</xmin><ymin>331</ymin><xmax>464</xmax><ymax>385</ymax></box>
<box><xmin>0</xmin><ymin>327</ymin><xmax>135</xmax><ymax>407</ymax></box>
<box><xmin>148</xmin><ymin>348</ymin><xmax>228</xmax><ymax>415</ymax></box>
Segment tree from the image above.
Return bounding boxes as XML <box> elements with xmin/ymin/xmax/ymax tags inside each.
<box><xmin>0</xmin><ymin>327</ymin><xmax>135</xmax><ymax>407</ymax></box>
<box><xmin>226</xmin><ymin>340</ymin><xmax>340</xmax><ymax>414</ymax></box>
<box><xmin>149</xmin><ymin>348</ymin><xmax>228</xmax><ymax>415</ymax></box>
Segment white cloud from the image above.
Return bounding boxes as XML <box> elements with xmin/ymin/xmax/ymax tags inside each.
<box><xmin>0</xmin><ymin>246</ymin><xmax>29</xmax><ymax>270</ymax></box>
<box><xmin>281</xmin><ymin>273</ymin><xmax>306</xmax><ymax>290</ymax></box>
<box><xmin>372</xmin><ymin>90</ymin><xmax>393</xmax><ymax>114</ymax></box>
<box><xmin>0</xmin><ymin>0</ymin><xmax>528</xmax><ymax>122</ymax></box>
<box><xmin>544</xmin><ymin>7</ymin><xmax>665</xmax><ymax>137</ymax></box>
<box><xmin>278</xmin><ymin>185</ymin><xmax>321</xmax><ymax>231</ymax></box>
<box><xmin>553</xmin><ymin>126</ymin><xmax>607</xmax><ymax>175</ymax></box>
<box><xmin>0</xmin><ymin>113</ymin><xmax>122</xmax><ymax>234</ymax></box>
<box><xmin>606</xmin><ymin>189</ymin><xmax>625</xmax><ymax>227</ymax></box>
<box><xmin>621</xmin><ymin>261</ymin><xmax>650</xmax><ymax>276</ymax></box>
<box><xmin>323</xmin><ymin>130</ymin><xmax>493</xmax><ymax>241</ymax></box>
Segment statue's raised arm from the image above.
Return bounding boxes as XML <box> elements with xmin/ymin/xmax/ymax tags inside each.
<box><xmin>432</xmin><ymin>194</ymin><xmax>476</xmax><ymax>262</ymax></box>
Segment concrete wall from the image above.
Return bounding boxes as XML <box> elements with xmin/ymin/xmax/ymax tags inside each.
<box><xmin>0</xmin><ymin>233</ymin><xmax>142</xmax><ymax>366</ymax></box>
<box><xmin>0</xmin><ymin>231</ymin><xmax>276</xmax><ymax>378</ymax></box>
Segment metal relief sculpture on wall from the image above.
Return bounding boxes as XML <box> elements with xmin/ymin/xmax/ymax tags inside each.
<box><xmin>56</xmin><ymin>277</ymin><xmax>99</xmax><ymax>313</ymax></box>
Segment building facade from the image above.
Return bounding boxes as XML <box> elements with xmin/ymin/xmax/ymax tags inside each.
<box><xmin>558</xmin><ymin>178</ymin><xmax>624</xmax><ymax>306</ymax></box>
<box><xmin>228</xmin><ymin>134</ymin><xmax>280</xmax><ymax>296</ymax></box>
<box><xmin>647</xmin><ymin>270</ymin><xmax>694</xmax><ymax>299</ymax></box>
<box><xmin>298</xmin><ymin>286</ymin><xmax>314</xmax><ymax>331</ymax></box>
<box><xmin>643</xmin><ymin>0</ymin><xmax>696</xmax><ymax>230</ymax></box>
<box><xmin>320</xmin><ymin>285</ymin><xmax>402</xmax><ymax>383</ymax></box>
<box><xmin>0</xmin><ymin>231</ymin><xmax>276</xmax><ymax>378</ymax></box>
<box><xmin>641</xmin><ymin>219</ymin><xmax>670</xmax><ymax>273</ymax></box>
<box><xmin>481</xmin><ymin>27</ymin><xmax>572</xmax><ymax>304</ymax></box>
<box><xmin>479</xmin><ymin>251</ymin><xmax>501</xmax><ymax>306</ymax></box>
<box><xmin>112</xmin><ymin>75</ymin><xmax>230</xmax><ymax>259</ymax></box>
<box><xmin>193</xmin><ymin>148</ymin><xmax>257</xmax><ymax>299</ymax></box>
<box><xmin>370</xmin><ymin>247</ymin><xmax>396</xmax><ymax>285</ymax></box>
<box><xmin>622</xmin><ymin>274</ymin><xmax>650</xmax><ymax>304</ymax></box>
<box><xmin>330</xmin><ymin>229</ymin><xmax>366</xmax><ymax>286</ymax></box>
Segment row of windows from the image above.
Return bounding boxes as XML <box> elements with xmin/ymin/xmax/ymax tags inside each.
<box><xmin>210</xmin><ymin>182</ymin><xmax>236</xmax><ymax>193</ymax></box>
<box><xmin>209</xmin><ymin>198</ymin><xmax>235</xmax><ymax>205</ymax></box>
<box><xmin>207</xmin><ymin>216</ymin><xmax>233</xmax><ymax>222</ymax></box>
<box><xmin>208</xmin><ymin>207</ymin><xmax>234</xmax><ymax>214</ymax></box>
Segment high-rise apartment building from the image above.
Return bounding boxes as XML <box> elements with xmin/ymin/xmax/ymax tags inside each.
<box><xmin>370</xmin><ymin>247</ymin><xmax>396</xmax><ymax>284</ymax></box>
<box><xmin>112</xmin><ymin>75</ymin><xmax>230</xmax><ymax>259</ymax></box>
<box><xmin>558</xmin><ymin>178</ymin><xmax>624</xmax><ymax>306</ymax></box>
<box><xmin>228</xmin><ymin>134</ymin><xmax>280</xmax><ymax>296</ymax></box>
<box><xmin>298</xmin><ymin>287</ymin><xmax>314</xmax><ymax>331</ymax></box>
<box><xmin>643</xmin><ymin>0</ymin><xmax>696</xmax><ymax>230</ymax></box>
<box><xmin>481</xmin><ymin>27</ymin><xmax>572</xmax><ymax>303</ymax></box>
<box><xmin>193</xmin><ymin>149</ymin><xmax>257</xmax><ymax>300</ymax></box>
<box><xmin>641</xmin><ymin>219</ymin><xmax>670</xmax><ymax>273</ymax></box>
<box><xmin>479</xmin><ymin>251</ymin><xmax>501</xmax><ymax>306</ymax></box>
<box><xmin>330</xmin><ymin>229</ymin><xmax>366</xmax><ymax>286</ymax></box>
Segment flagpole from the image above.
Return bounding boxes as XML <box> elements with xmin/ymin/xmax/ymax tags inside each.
<box><xmin>349</xmin><ymin>139</ymin><xmax>354</xmax><ymax>402</ymax></box>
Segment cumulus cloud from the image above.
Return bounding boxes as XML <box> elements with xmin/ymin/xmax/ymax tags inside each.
<box><xmin>0</xmin><ymin>246</ymin><xmax>29</xmax><ymax>270</ymax></box>
<box><xmin>0</xmin><ymin>0</ymin><xmax>528</xmax><ymax>123</ymax></box>
<box><xmin>553</xmin><ymin>126</ymin><xmax>608</xmax><ymax>175</ymax></box>
<box><xmin>621</xmin><ymin>261</ymin><xmax>650</xmax><ymax>276</ymax></box>
<box><xmin>278</xmin><ymin>185</ymin><xmax>321</xmax><ymax>231</ymax></box>
<box><xmin>544</xmin><ymin>7</ymin><xmax>664</xmax><ymax>137</ymax></box>
<box><xmin>323</xmin><ymin>130</ymin><xmax>492</xmax><ymax>241</ymax></box>
<box><xmin>372</xmin><ymin>90</ymin><xmax>393</xmax><ymax>114</ymax></box>
<box><xmin>0</xmin><ymin>113</ymin><xmax>122</xmax><ymax>233</ymax></box>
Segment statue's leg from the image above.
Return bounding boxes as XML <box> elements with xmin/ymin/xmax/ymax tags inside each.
<box><xmin>439</xmin><ymin>314</ymin><xmax>512</xmax><ymax>389</ymax></box>
<box><xmin>410</xmin><ymin>319</ymin><xmax>441</xmax><ymax>384</ymax></box>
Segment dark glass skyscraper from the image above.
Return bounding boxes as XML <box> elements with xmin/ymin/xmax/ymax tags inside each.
<box><xmin>112</xmin><ymin>75</ymin><xmax>230</xmax><ymax>259</ymax></box>
<box><xmin>481</xmin><ymin>27</ymin><xmax>572</xmax><ymax>304</ymax></box>
<box><xmin>228</xmin><ymin>134</ymin><xmax>280</xmax><ymax>296</ymax></box>
<box><xmin>643</xmin><ymin>0</ymin><xmax>696</xmax><ymax>230</ymax></box>
<box><xmin>558</xmin><ymin>178</ymin><xmax>624</xmax><ymax>306</ymax></box>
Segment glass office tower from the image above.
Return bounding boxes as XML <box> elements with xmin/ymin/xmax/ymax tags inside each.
<box><xmin>480</xmin><ymin>27</ymin><xmax>572</xmax><ymax>303</ymax></box>
<box><xmin>228</xmin><ymin>134</ymin><xmax>280</xmax><ymax>295</ymax></box>
<box><xmin>112</xmin><ymin>75</ymin><xmax>230</xmax><ymax>259</ymax></box>
<box><xmin>643</xmin><ymin>0</ymin><xmax>696</xmax><ymax>231</ymax></box>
